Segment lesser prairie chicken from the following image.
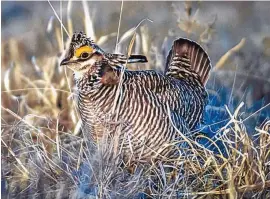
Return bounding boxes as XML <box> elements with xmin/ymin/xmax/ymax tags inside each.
<box><xmin>60</xmin><ymin>32</ymin><xmax>212</xmax><ymax>162</ymax></box>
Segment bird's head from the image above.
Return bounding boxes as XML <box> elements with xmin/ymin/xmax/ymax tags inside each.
<box><xmin>60</xmin><ymin>32</ymin><xmax>106</xmax><ymax>79</ymax></box>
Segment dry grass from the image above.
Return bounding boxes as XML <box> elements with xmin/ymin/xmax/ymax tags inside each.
<box><xmin>1</xmin><ymin>1</ymin><xmax>270</xmax><ymax>199</ymax></box>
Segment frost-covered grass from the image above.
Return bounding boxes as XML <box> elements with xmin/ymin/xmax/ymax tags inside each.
<box><xmin>2</xmin><ymin>107</ymin><xmax>270</xmax><ymax>198</ymax></box>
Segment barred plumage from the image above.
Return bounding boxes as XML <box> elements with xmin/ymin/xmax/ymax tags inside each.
<box><xmin>60</xmin><ymin>32</ymin><xmax>212</xmax><ymax>162</ymax></box>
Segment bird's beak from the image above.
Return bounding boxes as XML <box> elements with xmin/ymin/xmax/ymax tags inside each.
<box><xmin>60</xmin><ymin>58</ymin><xmax>70</xmax><ymax>66</ymax></box>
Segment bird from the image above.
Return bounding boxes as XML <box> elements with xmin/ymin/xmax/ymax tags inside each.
<box><xmin>60</xmin><ymin>31</ymin><xmax>212</xmax><ymax>162</ymax></box>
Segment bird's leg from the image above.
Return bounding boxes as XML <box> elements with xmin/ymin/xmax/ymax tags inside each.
<box><xmin>121</xmin><ymin>157</ymin><xmax>136</xmax><ymax>175</ymax></box>
<box><xmin>167</xmin><ymin>168</ymin><xmax>178</xmax><ymax>183</ymax></box>
<box><xmin>126</xmin><ymin>162</ymin><xmax>137</xmax><ymax>174</ymax></box>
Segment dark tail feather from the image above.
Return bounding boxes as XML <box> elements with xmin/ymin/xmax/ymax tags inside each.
<box><xmin>127</xmin><ymin>54</ymin><xmax>148</xmax><ymax>63</ymax></box>
<box><xmin>109</xmin><ymin>54</ymin><xmax>148</xmax><ymax>65</ymax></box>
<box><xmin>165</xmin><ymin>38</ymin><xmax>212</xmax><ymax>85</ymax></box>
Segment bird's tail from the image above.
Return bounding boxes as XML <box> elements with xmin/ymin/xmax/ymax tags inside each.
<box><xmin>165</xmin><ymin>38</ymin><xmax>212</xmax><ymax>85</ymax></box>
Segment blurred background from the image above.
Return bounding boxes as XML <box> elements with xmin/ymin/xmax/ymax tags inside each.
<box><xmin>2</xmin><ymin>1</ymin><xmax>270</xmax><ymax>132</ymax></box>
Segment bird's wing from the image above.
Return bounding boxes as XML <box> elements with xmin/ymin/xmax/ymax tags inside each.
<box><xmin>169</xmin><ymin>109</ymin><xmax>190</xmax><ymax>136</ymax></box>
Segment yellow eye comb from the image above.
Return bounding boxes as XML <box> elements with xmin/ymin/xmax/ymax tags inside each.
<box><xmin>75</xmin><ymin>46</ymin><xmax>93</xmax><ymax>58</ymax></box>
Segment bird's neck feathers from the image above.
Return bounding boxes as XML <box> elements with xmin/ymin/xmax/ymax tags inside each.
<box><xmin>74</xmin><ymin>62</ymin><xmax>120</xmax><ymax>92</ymax></box>
<box><xmin>74</xmin><ymin>68</ymin><xmax>89</xmax><ymax>80</ymax></box>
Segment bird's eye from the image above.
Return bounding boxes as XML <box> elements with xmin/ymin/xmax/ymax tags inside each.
<box><xmin>80</xmin><ymin>52</ymin><xmax>90</xmax><ymax>59</ymax></box>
